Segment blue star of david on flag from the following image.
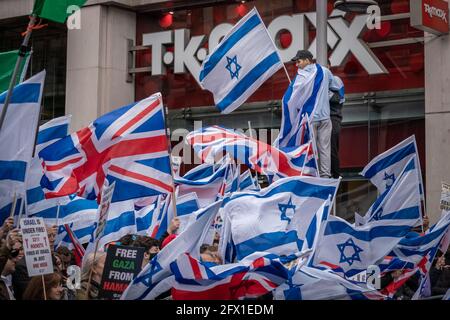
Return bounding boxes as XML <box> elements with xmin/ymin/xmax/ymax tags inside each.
<box><xmin>383</xmin><ymin>172</ymin><xmax>395</xmax><ymax>189</ymax></box>
<box><xmin>279</xmin><ymin>197</ymin><xmax>296</xmax><ymax>224</ymax></box>
<box><xmin>225</xmin><ymin>55</ymin><xmax>241</xmax><ymax>80</ymax></box>
<box><xmin>372</xmin><ymin>207</ymin><xmax>383</xmax><ymax>221</ymax></box>
<box><xmin>135</xmin><ymin>257</ymin><xmax>163</xmax><ymax>287</ymax></box>
<box><xmin>337</xmin><ymin>238</ymin><xmax>363</xmax><ymax>266</ymax></box>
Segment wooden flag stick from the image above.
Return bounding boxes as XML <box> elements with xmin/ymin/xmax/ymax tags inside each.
<box><xmin>85</xmin><ymin>239</ymin><xmax>100</xmax><ymax>299</ymax></box>
<box><xmin>247</xmin><ymin>121</ymin><xmax>259</xmax><ymax>184</ymax></box>
<box><xmin>42</xmin><ymin>275</ymin><xmax>47</xmax><ymax>300</ymax></box>
<box><xmin>162</xmin><ymin>101</ymin><xmax>178</xmax><ymax>218</ymax></box>
<box><xmin>17</xmin><ymin>195</ymin><xmax>25</xmax><ymax>228</ymax></box>
<box><xmin>9</xmin><ymin>192</ymin><xmax>17</xmax><ymax>219</ymax></box>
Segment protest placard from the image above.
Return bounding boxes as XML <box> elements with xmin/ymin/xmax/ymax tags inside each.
<box><xmin>95</xmin><ymin>181</ymin><xmax>116</xmax><ymax>240</ymax></box>
<box><xmin>440</xmin><ymin>181</ymin><xmax>450</xmax><ymax>211</ymax></box>
<box><xmin>20</xmin><ymin>217</ymin><xmax>54</xmax><ymax>277</ymax></box>
<box><xmin>99</xmin><ymin>245</ymin><xmax>145</xmax><ymax>299</ymax></box>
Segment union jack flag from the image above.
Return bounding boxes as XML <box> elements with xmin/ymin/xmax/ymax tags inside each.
<box><xmin>170</xmin><ymin>252</ymin><xmax>289</xmax><ymax>300</ymax></box>
<box><xmin>186</xmin><ymin>126</ymin><xmax>317</xmax><ymax>178</ymax></box>
<box><xmin>39</xmin><ymin>93</ymin><xmax>173</xmax><ymax>202</ymax></box>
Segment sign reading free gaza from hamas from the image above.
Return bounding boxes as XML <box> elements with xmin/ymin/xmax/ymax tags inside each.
<box><xmin>99</xmin><ymin>245</ymin><xmax>145</xmax><ymax>299</ymax></box>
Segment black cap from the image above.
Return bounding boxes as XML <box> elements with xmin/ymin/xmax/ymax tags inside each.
<box><xmin>291</xmin><ymin>50</ymin><xmax>314</xmax><ymax>62</ymax></box>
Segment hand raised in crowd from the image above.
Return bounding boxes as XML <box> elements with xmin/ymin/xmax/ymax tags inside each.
<box><xmin>0</xmin><ymin>217</ymin><xmax>15</xmax><ymax>239</ymax></box>
<box><xmin>435</xmin><ymin>255</ymin><xmax>446</xmax><ymax>270</ymax></box>
<box><xmin>6</xmin><ymin>228</ymin><xmax>22</xmax><ymax>250</ymax></box>
<box><xmin>168</xmin><ymin>217</ymin><xmax>180</xmax><ymax>234</ymax></box>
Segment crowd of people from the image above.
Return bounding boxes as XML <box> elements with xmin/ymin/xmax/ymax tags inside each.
<box><xmin>1</xmin><ymin>211</ymin><xmax>449</xmax><ymax>300</ymax></box>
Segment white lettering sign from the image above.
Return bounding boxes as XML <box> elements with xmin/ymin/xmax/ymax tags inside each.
<box><xmin>142</xmin><ymin>10</ymin><xmax>388</xmax><ymax>85</ymax></box>
<box><xmin>20</xmin><ymin>217</ymin><xmax>54</xmax><ymax>277</ymax></box>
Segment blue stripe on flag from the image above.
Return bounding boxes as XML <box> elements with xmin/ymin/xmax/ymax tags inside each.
<box><xmin>235</xmin><ymin>230</ymin><xmax>301</xmax><ymax>260</ymax></box>
<box><xmin>324</xmin><ymin>220</ymin><xmax>410</xmax><ymax>241</ymax></box>
<box><xmin>103</xmin><ymin>210</ymin><xmax>135</xmax><ymax>235</ymax></box>
<box><xmin>0</xmin><ymin>160</ymin><xmax>27</xmax><ymax>182</ymax></box>
<box><xmin>26</xmin><ymin>186</ymin><xmax>45</xmax><ymax>205</ymax></box>
<box><xmin>0</xmin><ymin>83</ymin><xmax>41</xmax><ymax>104</ymax></box>
<box><xmin>377</xmin><ymin>206</ymin><xmax>420</xmax><ymax>221</ymax></box>
<box><xmin>280</xmin><ymin>75</ymin><xmax>297</xmax><ymax>140</ymax></box>
<box><xmin>302</xmin><ymin>64</ymin><xmax>323</xmax><ymax>117</ymax></box>
<box><xmin>199</xmin><ymin>13</ymin><xmax>261</xmax><ymax>81</ymax></box>
<box><xmin>216</xmin><ymin>52</ymin><xmax>280</xmax><ymax>112</ymax></box>
<box><xmin>177</xmin><ymin>199</ymin><xmax>199</xmax><ymax>217</ymax></box>
<box><xmin>364</xmin><ymin>143</ymin><xmax>416</xmax><ymax>178</ymax></box>
<box><xmin>229</xmin><ymin>179</ymin><xmax>335</xmax><ymax>202</ymax></box>
<box><xmin>37</xmin><ymin>124</ymin><xmax>69</xmax><ymax>145</ymax></box>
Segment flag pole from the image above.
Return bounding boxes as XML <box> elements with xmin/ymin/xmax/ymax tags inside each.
<box><xmin>9</xmin><ymin>192</ymin><xmax>17</xmax><ymax>219</ymax></box>
<box><xmin>0</xmin><ymin>14</ymin><xmax>37</xmax><ymax>131</ymax></box>
<box><xmin>17</xmin><ymin>196</ymin><xmax>25</xmax><ymax>228</ymax></box>
<box><xmin>162</xmin><ymin>101</ymin><xmax>178</xmax><ymax>217</ymax></box>
<box><xmin>41</xmin><ymin>275</ymin><xmax>47</xmax><ymax>300</ymax></box>
<box><xmin>247</xmin><ymin>121</ymin><xmax>259</xmax><ymax>184</ymax></box>
<box><xmin>55</xmin><ymin>201</ymin><xmax>61</xmax><ymax>228</ymax></box>
<box><xmin>301</xmin><ymin>143</ymin><xmax>311</xmax><ymax>176</ymax></box>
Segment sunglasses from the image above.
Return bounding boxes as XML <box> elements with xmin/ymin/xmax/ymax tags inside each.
<box><xmin>9</xmin><ymin>248</ymin><xmax>22</xmax><ymax>258</ymax></box>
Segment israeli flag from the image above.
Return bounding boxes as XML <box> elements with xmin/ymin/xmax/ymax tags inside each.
<box><xmin>121</xmin><ymin>200</ymin><xmax>222</xmax><ymax>300</ymax></box>
<box><xmin>274</xmin><ymin>266</ymin><xmax>385</xmax><ymax>300</ymax></box>
<box><xmin>0</xmin><ymin>71</ymin><xmax>46</xmax><ymax>224</ymax></box>
<box><xmin>391</xmin><ymin>211</ymin><xmax>450</xmax><ymax>265</ymax></box>
<box><xmin>239</xmin><ymin>169</ymin><xmax>259</xmax><ymax>191</ymax></box>
<box><xmin>310</xmin><ymin>215</ymin><xmax>413</xmax><ymax>278</ymax></box>
<box><xmin>361</xmin><ymin>157</ymin><xmax>422</xmax><ymax>226</ymax></box>
<box><xmin>30</xmin><ymin>194</ymin><xmax>98</xmax><ymax>226</ymax></box>
<box><xmin>175</xmin><ymin>161</ymin><xmax>229</xmax><ymax>207</ymax></box>
<box><xmin>222</xmin><ymin>176</ymin><xmax>340</xmax><ymax>261</ymax></box>
<box><xmin>361</xmin><ymin>135</ymin><xmax>424</xmax><ymax>197</ymax></box>
<box><xmin>199</xmin><ymin>7</ymin><xmax>283</xmax><ymax>114</ymax></box>
<box><xmin>55</xmin><ymin>216</ymin><xmax>97</xmax><ymax>249</ymax></box>
<box><xmin>27</xmin><ymin>116</ymin><xmax>72</xmax><ymax>217</ymax></box>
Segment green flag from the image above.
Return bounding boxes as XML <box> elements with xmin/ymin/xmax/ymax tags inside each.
<box><xmin>0</xmin><ymin>50</ymin><xmax>31</xmax><ymax>94</ymax></box>
<box><xmin>32</xmin><ymin>0</ymin><xmax>87</xmax><ymax>23</ymax></box>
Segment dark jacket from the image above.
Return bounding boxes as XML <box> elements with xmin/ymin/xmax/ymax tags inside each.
<box><xmin>329</xmin><ymin>91</ymin><xmax>343</xmax><ymax>120</ymax></box>
<box><xmin>11</xmin><ymin>257</ymin><xmax>30</xmax><ymax>300</ymax></box>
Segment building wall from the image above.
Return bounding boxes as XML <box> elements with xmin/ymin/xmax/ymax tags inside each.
<box><xmin>65</xmin><ymin>5</ymin><xmax>136</xmax><ymax>131</ymax></box>
<box><xmin>425</xmin><ymin>27</ymin><xmax>450</xmax><ymax>223</ymax></box>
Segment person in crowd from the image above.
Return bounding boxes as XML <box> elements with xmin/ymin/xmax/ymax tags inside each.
<box><xmin>131</xmin><ymin>236</ymin><xmax>160</xmax><ymax>268</ymax></box>
<box><xmin>12</xmin><ymin>225</ymin><xmax>57</xmax><ymax>299</ymax></box>
<box><xmin>200</xmin><ymin>244</ymin><xmax>222</xmax><ymax>265</ymax></box>
<box><xmin>290</xmin><ymin>50</ymin><xmax>342</xmax><ymax>178</ymax></box>
<box><xmin>77</xmin><ymin>252</ymin><xmax>106</xmax><ymax>300</ymax></box>
<box><xmin>391</xmin><ymin>269</ymin><xmax>419</xmax><ymax>300</ymax></box>
<box><xmin>326</xmin><ymin>60</ymin><xmax>345</xmax><ymax>179</ymax></box>
<box><xmin>0</xmin><ymin>243</ymin><xmax>21</xmax><ymax>300</ymax></box>
<box><xmin>0</xmin><ymin>217</ymin><xmax>14</xmax><ymax>241</ymax></box>
<box><xmin>56</xmin><ymin>246</ymin><xmax>74</xmax><ymax>270</ymax></box>
<box><xmin>159</xmin><ymin>217</ymin><xmax>180</xmax><ymax>246</ymax></box>
<box><xmin>23</xmin><ymin>272</ymin><xmax>64</xmax><ymax>300</ymax></box>
<box><xmin>430</xmin><ymin>250</ymin><xmax>450</xmax><ymax>296</ymax></box>
<box><xmin>118</xmin><ymin>234</ymin><xmax>135</xmax><ymax>246</ymax></box>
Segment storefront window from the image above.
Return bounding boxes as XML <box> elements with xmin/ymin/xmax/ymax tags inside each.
<box><xmin>0</xmin><ymin>17</ymin><xmax>67</xmax><ymax>124</ymax></box>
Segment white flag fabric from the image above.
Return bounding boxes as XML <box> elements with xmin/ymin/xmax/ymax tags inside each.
<box><xmin>0</xmin><ymin>71</ymin><xmax>46</xmax><ymax>223</ymax></box>
<box><xmin>360</xmin><ymin>156</ymin><xmax>422</xmax><ymax>227</ymax></box>
<box><xmin>222</xmin><ymin>176</ymin><xmax>340</xmax><ymax>261</ymax></box>
<box><xmin>199</xmin><ymin>7</ymin><xmax>283</xmax><ymax>114</ymax></box>
<box><xmin>121</xmin><ymin>200</ymin><xmax>222</xmax><ymax>300</ymax></box>
<box><xmin>310</xmin><ymin>215</ymin><xmax>413</xmax><ymax>279</ymax></box>
<box><xmin>26</xmin><ymin>115</ymin><xmax>72</xmax><ymax>217</ymax></box>
<box><xmin>360</xmin><ymin>135</ymin><xmax>424</xmax><ymax>197</ymax></box>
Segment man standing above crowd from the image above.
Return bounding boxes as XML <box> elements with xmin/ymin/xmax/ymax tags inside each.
<box><xmin>290</xmin><ymin>50</ymin><xmax>342</xmax><ymax>178</ymax></box>
<box><xmin>327</xmin><ymin>60</ymin><xmax>345</xmax><ymax>179</ymax></box>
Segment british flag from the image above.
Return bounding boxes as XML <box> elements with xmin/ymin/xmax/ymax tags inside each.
<box><xmin>186</xmin><ymin>126</ymin><xmax>317</xmax><ymax>178</ymax></box>
<box><xmin>38</xmin><ymin>93</ymin><xmax>173</xmax><ymax>202</ymax></box>
<box><xmin>170</xmin><ymin>252</ymin><xmax>289</xmax><ymax>300</ymax></box>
